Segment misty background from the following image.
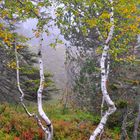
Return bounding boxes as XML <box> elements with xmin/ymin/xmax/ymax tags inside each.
<box><xmin>16</xmin><ymin>18</ymin><xmax>67</xmax><ymax>99</ymax></box>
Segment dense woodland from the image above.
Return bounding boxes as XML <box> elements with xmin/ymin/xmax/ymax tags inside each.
<box><xmin>0</xmin><ymin>0</ymin><xmax>140</xmax><ymax>140</ymax></box>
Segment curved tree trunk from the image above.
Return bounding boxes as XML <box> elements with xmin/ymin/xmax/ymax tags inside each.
<box><xmin>37</xmin><ymin>37</ymin><xmax>53</xmax><ymax>140</ymax></box>
<box><xmin>15</xmin><ymin>40</ymin><xmax>35</xmax><ymax>117</ymax></box>
<box><xmin>90</xmin><ymin>0</ymin><xmax>116</xmax><ymax>139</ymax></box>
<box><xmin>15</xmin><ymin>36</ymin><xmax>53</xmax><ymax>140</ymax></box>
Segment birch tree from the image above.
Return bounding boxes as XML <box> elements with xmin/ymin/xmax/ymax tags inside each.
<box><xmin>56</xmin><ymin>0</ymin><xmax>140</xmax><ymax>139</ymax></box>
<box><xmin>37</xmin><ymin>35</ymin><xmax>53</xmax><ymax>140</ymax></box>
<box><xmin>15</xmin><ymin>37</ymin><xmax>53</xmax><ymax>140</ymax></box>
<box><xmin>0</xmin><ymin>0</ymin><xmax>54</xmax><ymax>139</ymax></box>
<box><xmin>90</xmin><ymin>0</ymin><xmax>116</xmax><ymax>139</ymax></box>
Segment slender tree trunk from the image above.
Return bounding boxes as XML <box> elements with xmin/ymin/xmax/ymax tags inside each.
<box><xmin>15</xmin><ymin>37</ymin><xmax>53</xmax><ymax>140</ymax></box>
<box><xmin>15</xmin><ymin>40</ymin><xmax>35</xmax><ymax>117</ymax></box>
<box><xmin>37</xmin><ymin>37</ymin><xmax>53</xmax><ymax>140</ymax></box>
<box><xmin>133</xmin><ymin>104</ymin><xmax>140</xmax><ymax>140</ymax></box>
<box><xmin>90</xmin><ymin>0</ymin><xmax>116</xmax><ymax>139</ymax></box>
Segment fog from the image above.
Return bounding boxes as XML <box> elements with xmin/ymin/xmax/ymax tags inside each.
<box><xmin>16</xmin><ymin>18</ymin><xmax>66</xmax><ymax>98</ymax></box>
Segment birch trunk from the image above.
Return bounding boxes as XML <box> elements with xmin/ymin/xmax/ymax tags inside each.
<box><xmin>15</xmin><ymin>40</ymin><xmax>53</xmax><ymax>140</ymax></box>
<box><xmin>15</xmin><ymin>41</ymin><xmax>35</xmax><ymax>117</ymax></box>
<box><xmin>90</xmin><ymin>0</ymin><xmax>116</xmax><ymax>139</ymax></box>
<box><xmin>37</xmin><ymin>38</ymin><xmax>53</xmax><ymax>140</ymax></box>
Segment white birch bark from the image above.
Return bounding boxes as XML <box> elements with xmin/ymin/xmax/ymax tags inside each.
<box><xmin>101</xmin><ymin>55</ymin><xmax>110</xmax><ymax>116</ymax></box>
<box><xmin>94</xmin><ymin>3</ymin><xmax>105</xmax><ymax>118</ymax></box>
<box><xmin>90</xmin><ymin>0</ymin><xmax>116</xmax><ymax>139</ymax></box>
<box><xmin>15</xmin><ymin>42</ymin><xmax>35</xmax><ymax>117</ymax></box>
<box><xmin>37</xmin><ymin>38</ymin><xmax>53</xmax><ymax>140</ymax></box>
<box><xmin>15</xmin><ymin>40</ymin><xmax>53</xmax><ymax>140</ymax></box>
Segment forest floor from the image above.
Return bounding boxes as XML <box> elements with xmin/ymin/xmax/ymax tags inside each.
<box><xmin>0</xmin><ymin>102</ymin><xmax>120</xmax><ymax>140</ymax></box>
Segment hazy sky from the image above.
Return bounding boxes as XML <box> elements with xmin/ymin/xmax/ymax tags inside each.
<box><xmin>16</xmin><ymin>18</ymin><xmax>67</xmax><ymax>95</ymax></box>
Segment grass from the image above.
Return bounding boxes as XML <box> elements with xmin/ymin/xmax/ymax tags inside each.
<box><xmin>0</xmin><ymin>102</ymin><xmax>120</xmax><ymax>140</ymax></box>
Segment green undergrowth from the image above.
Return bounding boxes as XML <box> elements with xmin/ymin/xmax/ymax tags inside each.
<box><xmin>0</xmin><ymin>102</ymin><xmax>120</xmax><ymax>140</ymax></box>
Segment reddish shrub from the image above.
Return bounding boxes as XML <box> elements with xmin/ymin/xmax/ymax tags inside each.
<box><xmin>21</xmin><ymin>129</ymin><xmax>34</xmax><ymax>140</ymax></box>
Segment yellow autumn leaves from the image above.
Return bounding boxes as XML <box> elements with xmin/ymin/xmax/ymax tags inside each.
<box><xmin>7</xmin><ymin>61</ymin><xmax>17</xmax><ymax>69</ymax></box>
<box><xmin>35</xmin><ymin>31</ymin><xmax>40</xmax><ymax>38</ymax></box>
<box><xmin>86</xmin><ymin>19</ymin><xmax>97</xmax><ymax>28</ymax></box>
<box><xmin>120</xmin><ymin>5</ymin><xmax>137</xmax><ymax>14</ymax></box>
<box><xmin>0</xmin><ymin>32</ymin><xmax>13</xmax><ymax>47</ymax></box>
<box><xmin>86</xmin><ymin>12</ymin><xmax>110</xmax><ymax>28</ymax></box>
<box><xmin>1</xmin><ymin>10</ymin><xmax>8</xmax><ymax>18</ymax></box>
